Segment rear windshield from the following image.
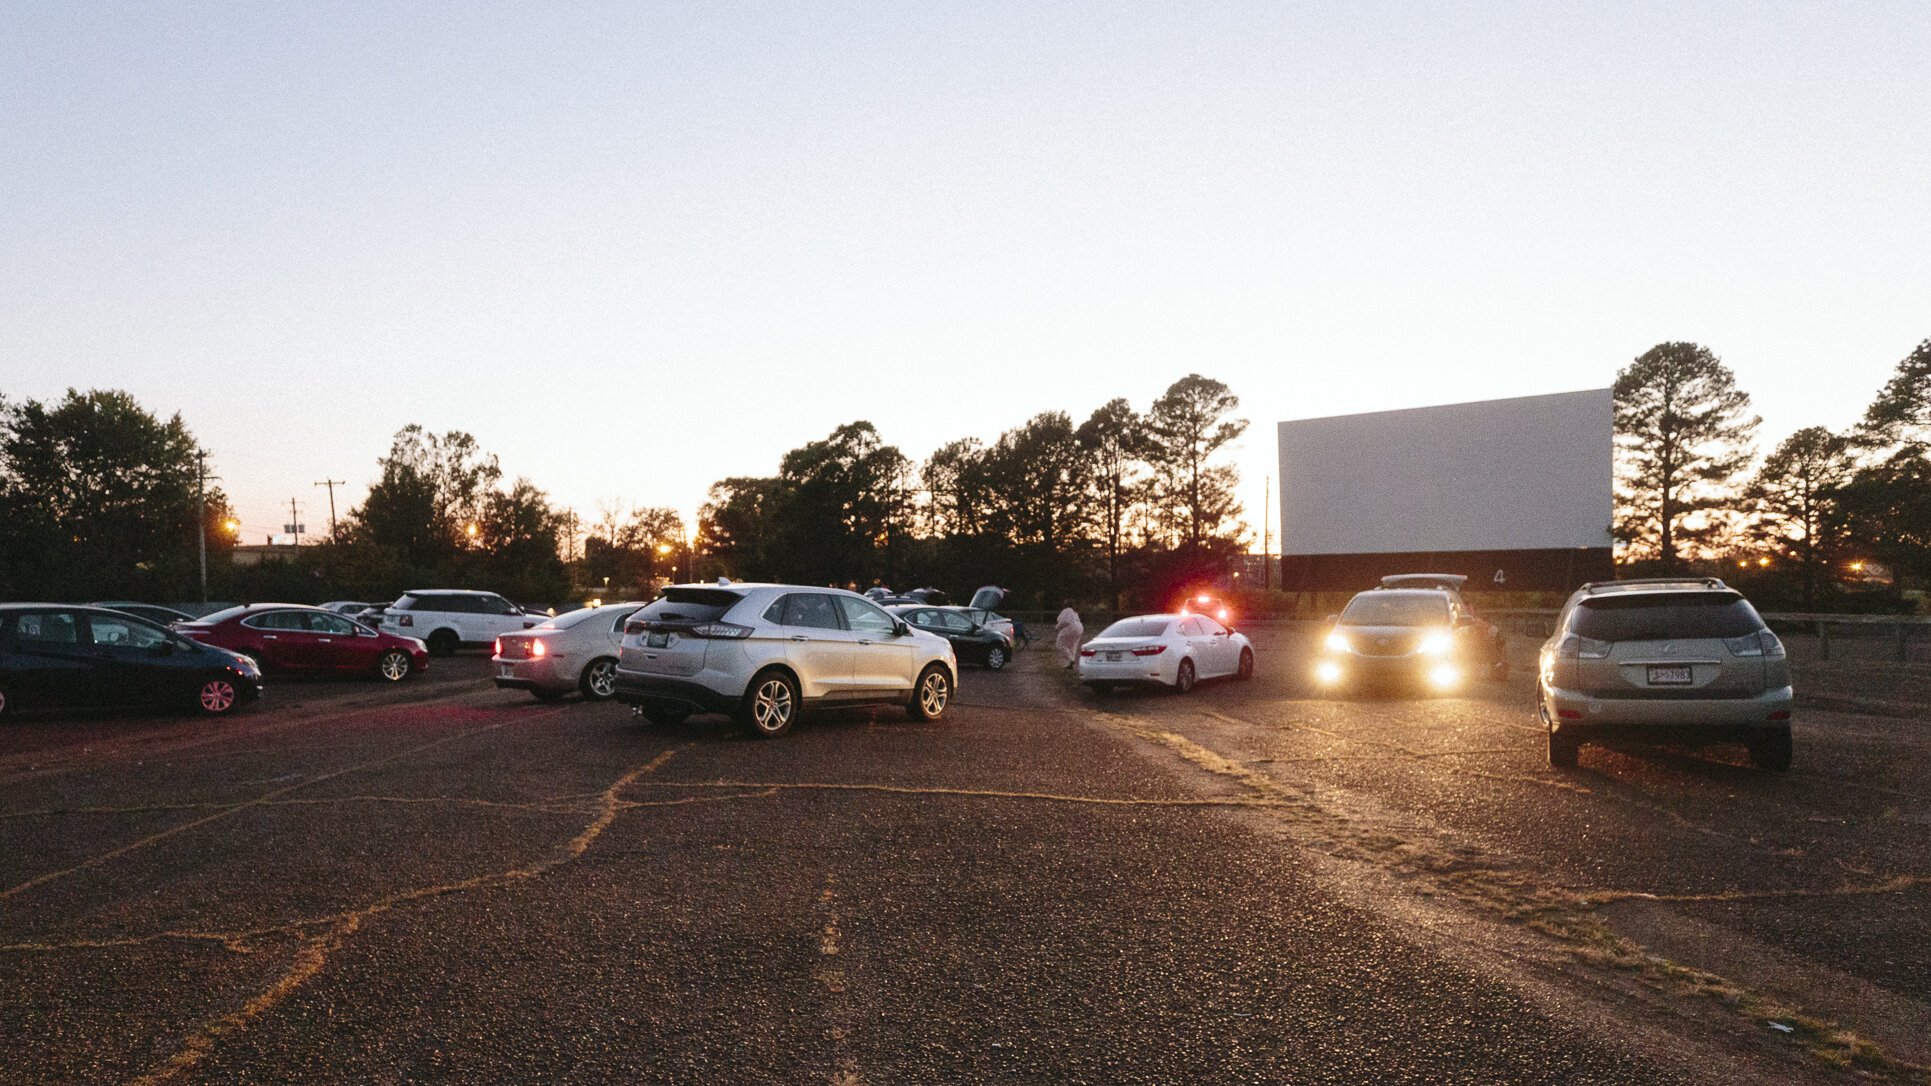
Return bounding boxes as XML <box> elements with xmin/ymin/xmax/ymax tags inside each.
<box><xmin>1099</xmin><ymin>617</ymin><xmax>1172</xmax><ymax>639</ymax></box>
<box><xmin>193</xmin><ymin>605</ymin><xmax>249</xmax><ymax>625</ymax></box>
<box><xmin>634</xmin><ymin>588</ymin><xmax>741</xmax><ymax>625</ymax></box>
<box><xmin>1571</xmin><ymin>593</ymin><xmax>1765</xmax><ymax>641</ymax></box>
<box><xmin>1339</xmin><ymin>594</ymin><xmax>1449</xmax><ymax>627</ymax></box>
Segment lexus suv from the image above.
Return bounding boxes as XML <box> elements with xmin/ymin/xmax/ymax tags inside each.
<box><xmin>1537</xmin><ymin>578</ymin><xmax>1793</xmax><ymax>770</ymax></box>
<box><xmin>1314</xmin><ymin>587</ymin><xmax>1491</xmax><ymax>693</ymax></box>
<box><xmin>613</xmin><ymin>582</ymin><xmax>958</xmax><ymax>739</ymax></box>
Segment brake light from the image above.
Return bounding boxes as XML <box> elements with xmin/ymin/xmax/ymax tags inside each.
<box><xmin>1768</xmin><ymin>710</ymin><xmax>1791</xmax><ymax>721</ymax></box>
<box><xmin>1556</xmin><ymin>708</ymin><xmax>1583</xmax><ymax>719</ymax></box>
<box><xmin>530</xmin><ymin>638</ymin><xmax>547</xmax><ymax>658</ymax></box>
<box><xmin>688</xmin><ymin>622</ymin><xmax>753</xmax><ymax>639</ymax></box>
<box><xmin>624</xmin><ymin>620</ymin><xmax>647</xmax><ymax>636</ymax></box>
<box><xmin>1725</xmin><ymin>630</ymin><xmax>1785</xmax><ymax>658</ymax></box>
<box><xmin>492</xmin><ymin>637</ymin><xmax>501</xmax><ymax>656</ymax></box>
<box><xmin>1131</xmin><ymin>644</ymin><xmax>1167</xmax><ymax>656</ymax></box>
<box><xmin>1080</xmin><ymin>648</ymin><xmax>1096</xmax><ymax>657</ymax></box>
<box><xmin>1557</xmin><ymin>634</ymin><xmax>1610</xmax><ymax>659</ymax></box>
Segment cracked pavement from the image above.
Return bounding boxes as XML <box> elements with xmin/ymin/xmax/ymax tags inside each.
<box><xmin>1</xmin><ymin>626</ymin><xmax>1926</xmax><ymax>1084</ymax></box>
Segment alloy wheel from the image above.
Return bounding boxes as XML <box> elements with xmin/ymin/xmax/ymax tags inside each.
<box><xmin>378</xmin><ymin>652</ymin><xmax>410</xmax><ymax>682</ymax></box>
<box><xmin>752</xmin><ymin>678</ymin><xmax>794</xmax><ymax>733</ymax></box>
<box><xmin>918</xmin><ymin>671</ymin><xmax>950</xmax><ymax>717</ymax></box>
<box><xmin>200</xmin><ymin>679</ymin><xmax>237</xmax><ymax>713</ymax></box>
<box><xmin>585</xmin><ymin>660</ymin><xmax>618</xmax><ymax>699</ymax></box>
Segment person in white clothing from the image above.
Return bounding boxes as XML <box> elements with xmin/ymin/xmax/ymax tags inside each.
<box><xmin>1054</xmin><ymin>601</ymin><xmax>1084</xmax><ymax>669</ymax></box>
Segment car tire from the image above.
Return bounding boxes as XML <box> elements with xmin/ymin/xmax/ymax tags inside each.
<box><xmin>641</xmin><ymin>706</ymin><xmax>690</xmax><ymax>727</ymax></box>
<box><xmin>1748</xmin><ymin>727</ymin><xmax>1793</xmax><ymax>771</ymax></box>
<box><xmin>984</xmin><ymin>645</ymin><xmax>1007</xmax><ymax>671</ymax></box>
<box><xmin>1236</xmin><ymin>649</ymin><xmax>1255</xmax><ymax>681</ymax></box>
<box><xmin>375</xmin><ymin>650</ymin><xmax>411</xmax><ymax>683</ymax></box>
<box><xmin>906</xmin><ymin>664</ymin><xmax>952</xmax><ymax>722</ymax></box>
<box><xmin>579</xmin><ymin>657</ymin><xmax>619</xmax><ymax>700</ymax></box>
<box><xmin>1172</xmin><ymin>658</ymin><xmax>1196</xmax><ymax>694</ymax></box>
<box><xmin>739</xmin><ymin>669</ymin><xmax>800</xmax><ymax>739</ymax></box>
<box><xmin>1548</xmin><ymin>729</ymin><xmax>1580</xmax><ymax>769</ymax></box>
<box><xmin>196</xmin><ymin>675</ymin><xmax>241</xmax><ymax>716</ymax></box>
<box><xmin>426</xmin><ymin>629</ymin><xmax>459</xmax><ymax>657</ymax></box>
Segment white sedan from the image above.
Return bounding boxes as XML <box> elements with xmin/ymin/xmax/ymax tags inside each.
<box><xmin>1078</xmin><ymin>613</ymin><xmax>1255</xmax><ymax>694</ymax></box>
<box><xmin>492</xmin><ymin>601</ymin><xmax>644</xmax><ymax>701</ymax></box>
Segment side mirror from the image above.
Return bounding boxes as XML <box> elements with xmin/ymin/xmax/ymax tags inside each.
<box><xmin>894</xmin><ymin>620</ymin><xmax>911</xmax><ymax>637</ymax></box>
<box><xmin>150</xmin><ymin>640</ymin><xmax>175</xmax><ymax>656</ymax></box>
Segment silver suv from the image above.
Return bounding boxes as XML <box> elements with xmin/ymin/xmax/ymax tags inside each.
<box><xmin>612</xmin><ymin>582</ymin><xmax>958</xmax><ymax>739</ymax></box>
<box><xmin>1537</xmin><ymin>578</ymin><xmax>1793</xmax><ymax>770</ymax></box>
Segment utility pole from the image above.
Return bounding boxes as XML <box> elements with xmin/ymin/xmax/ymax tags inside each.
<box><xmin>1262</xmin><ymin>475</ymin><xmax>1272</xmax><ymax>592</ymax></box>
<box><xmin>314</xmin><ymin>479</ymin><xmax>345</xmax><ymax>538</ymax></box>
<box><xmin>197</xmin><ymin>451</ymin><xmax>209</xmax><ymax>603</ymax></box>
<box><xmin>289</xmin><ymin>497</ymin><xmax>303</xmax><ymax>547</ymax></box>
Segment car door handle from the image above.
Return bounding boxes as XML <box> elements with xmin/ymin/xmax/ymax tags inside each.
<box><xmin>791</xmin><ymin>635</ymin><xmax>809</xmax><ymax>642</ymax></box>
<box><xmin>858</xmin><ymin>639</ymin><xmax>874</xmax><ymax>646</ymax></box>
<box><xmin>263</xmin><ymin>635</ymin><xmax>278</xmax><ymax>640</ymax></box>
<box><xmin>317</xmin><ymin>638</ymin><xmax>332</xmax><ymax>644</ymax></box>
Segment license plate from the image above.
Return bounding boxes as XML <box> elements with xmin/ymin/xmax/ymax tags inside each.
<box><xmin>1104</xmin><ymin>651</ymin><xmax>1122</xmax><ymax>662</ymax></box>
<box><xmin>498</xmin><ymin>665</ymin><xmax>514</xmax><ymax>678</ymax></box>
<box><xmin>1646</xmin><ymin>665</ymin><xmax>1692</xmax><ymax>686</ymax></box>
<box><xmin>647</xmin><ymin>632</ymin><xmax>670</xmax><ymax>649</ymax></box>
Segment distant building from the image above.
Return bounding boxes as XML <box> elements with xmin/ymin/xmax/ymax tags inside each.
<box><xmin>231</xmin><ymin>542</ymin><xmax>300</xmax><ymax>568</ymax></box>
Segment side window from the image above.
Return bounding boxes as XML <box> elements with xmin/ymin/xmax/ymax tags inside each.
<box><xmin>612</xmin><ymin>608</ymin><xmax>641</xmax><ymax>633</ymax></box>
<box><xmin>780</xmin><ymin>594</ymin><xmax>844</xmax><ymax>631</ymax></box>
<box><xmin>309</xmin><ymin>613</ymin><xmax>357</xmax><ymax>635</ymax></box>
<box><xmin>247</xmin><ymin>611</ymin><xmax>306</xmax><ymax>631</ymax></box>
<box><xmin>938</xmin><ymin>611</ymin><xmax>973</xmax><ymax>632</ymax></box>
<box><xmin>1195</xmin><ymin>615</ymin><xmax>1227</xmax><ymax>636</ymax></box>
<box><xmin>87</xmin><ymin>614</ymin><xmax>168</xmax><ymax>649</ymax></box>
<box><xmin>482</xmin><ymin>595</ymin><xmax>519</xmax><ymax>616</ymax></box>
<box><xmin>1178</xmin><ymin>617</ymin><xmax>1203</xmax><ymax>637</ymax></box>
<box><xmin>838</xmin><ymin>596</ymin><xmax>897</xmax><ymax>636</ymax></box>
<box><xmin>14</xmin><ymin>611</ymin><xmax>81</xmax><ymax>645</ymax></box>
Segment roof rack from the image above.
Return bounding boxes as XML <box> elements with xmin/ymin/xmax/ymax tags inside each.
<box><xmin>1578</xmin><ymin>577</ymin><xmax>1729</xmax><ymax>594</ymax></box>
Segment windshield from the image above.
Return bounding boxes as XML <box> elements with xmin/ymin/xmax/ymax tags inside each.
<box><xmin>1098</xmin><ymin>617</ymin><xmax>1172</xmax><ymax>639</ymax></box>
<box><xmin>1571</xmin><ymin>593</ymin><xmax>1764</xmax><ymax>641</ymax></box>
<box><xmin>1339</xmin><ymin>594</ymin><xmax>1449</xmax><ymax>627</ymax></box>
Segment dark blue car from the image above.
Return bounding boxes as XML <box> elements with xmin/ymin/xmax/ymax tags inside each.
<box><xmin>0</xmin><ymin>604</ymin><xmax>263</xmax><ymax>718</ymax></box>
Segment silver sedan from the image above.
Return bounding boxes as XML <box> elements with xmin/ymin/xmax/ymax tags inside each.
<box><xmin>492</xmin><ymin>602</ymin><xmax>644</xmax><ymax>701</ymax></box>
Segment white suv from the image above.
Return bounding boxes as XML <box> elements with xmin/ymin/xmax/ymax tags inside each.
<box><xmin>379</xmin><ymin>589</ymin><xmax>545</xmax><ymax>656</ymax></box>
<box><xmin>613</xmin><ymin>582</ymin><xmax>958</xmax><ymax>738</ymax></box>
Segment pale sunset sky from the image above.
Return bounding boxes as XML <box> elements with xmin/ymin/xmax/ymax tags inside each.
<box><xmin>4</xmin><ymin>2</ymin><xmax>1927</xmax><ymax>545</ymax></box>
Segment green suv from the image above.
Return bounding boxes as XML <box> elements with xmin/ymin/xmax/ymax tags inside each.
<box><xmin>1537</xmin><ymin>578</ymin><xmax>1794</xmax><ymax>770</ymax></box>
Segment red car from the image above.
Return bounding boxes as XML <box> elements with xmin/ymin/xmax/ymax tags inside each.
<box><xmin>178</xmin><ymin>604</ymin><xmax>429</xmax><ymax>682</ymax></box>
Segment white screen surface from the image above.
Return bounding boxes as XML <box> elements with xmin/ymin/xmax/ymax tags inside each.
<box><xmin>1278</xmin><ymin>389</ymin><xmax>1614</xmax><ymax>555</ymax></box>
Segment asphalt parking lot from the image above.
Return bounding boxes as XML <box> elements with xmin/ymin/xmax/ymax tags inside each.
<box><xmin>2</xmin><ymin>629</ymin><xmax>1927</xmax><ymax>1085</ymax></box>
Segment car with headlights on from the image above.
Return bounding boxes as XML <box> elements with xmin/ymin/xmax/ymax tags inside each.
<box><xmin>493</xmin><ymin>601</ymin><xmax>643</xmax><ymax>701</ymax></box>
<box><xmin>1376</xmin><ymin>574</ymin><xmax>1507</xmax><ymax>679</ymax></box>
<box><xmin>1537</xmin><ymin>578</ymin><xmax>1793</xmax><ymax>770</ymax></box>
<box><xmin>1314</xmin><ymin>588</ymin><xmax>1484</xmax><ymax>694</ymax></box>
<box><xmin>613</xmin><ymin>582</ymin><xmax>957</xmax><ymax>739</ymax></box>
<box><xmin>177</xmin><ymin>604</ymin><xmax>428</xmax><ymax>682</ymax></box>
<box><xmin>1</xmin><ymin>604</ymin><xmax>262</xmax><ymax>717</ymax></box>
<box><xmin>1079</xmin><ymin>613</ymin><xmax>1254</xmax><ymax>694</ymax></box>
<box><xmin>888</xmin><ymin>604</ymin><xmax>1012</xmax><ymax>670</ymax></box>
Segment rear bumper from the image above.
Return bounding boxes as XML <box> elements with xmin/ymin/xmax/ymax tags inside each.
<box><xmin>491</xmin><ymin>655</ymin><xmax>572</xmax><ymax>692</ymax></box>
<box><xmin>1542</xmin><ymin>683</ymin><xmax>1793</xmax><ymax>733</ymax></box>
<box><xmin>613</xmin><ymin>672</ymin><xmax>739</xmax><ymax>714</ymax></box>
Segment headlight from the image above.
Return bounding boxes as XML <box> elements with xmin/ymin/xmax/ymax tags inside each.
<box><xmin>1418</xmin><ymin>631</ymin><xmax>1453</xmax><ymax>656</ymax></box>
<box><xmin>1324</xmin><ymin>631</ymin><xmax>1351</xmax><ymax>653</ymax></box>
<box><xmin>1315</xmin><ymin>660</ymin><xmax>1344</xmax><ymax>685</ymax></box>
<box><xmin>1427</xmin><ymin>664</ymin><xmax>1462</xmax><ymax>690</ymax></box>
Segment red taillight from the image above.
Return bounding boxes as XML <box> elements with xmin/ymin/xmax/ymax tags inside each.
<box><xmin>688</xmin><ymin>622</ymin><xmax>753</xmax><ymax>639</ymax></box>
<box><xmin>1131</xmin><ymin>644</ymin><xmax>1167</xmax><ymax>656</ymax></box>
<box><xmin>492</xmin><ymin>637</ymin><xmax>501</xmax><ymax>656</ymax></box>
<box><xmin>530</xmin><ymin>638</ymin><xmax>547</xmax><ymax>658</ymax></box>
<box><xmin>1080</xmin><ymin>648</ymin><xmax>1096</xmax><ymax>657</ymax></box>
<box><xmin>1768</xmin><ymin>710</ymin><xmax>1791</xmax><ymax>721</ymax></box>
<box><xmin>624</xmin><ymin>620</ymin><xmax>647</xmax><ymax>636</ymax></box>
<box><xmin>1556</xmin><ymin>708</ymin><xmax>1583</xmax><ymax>719</ymax></box>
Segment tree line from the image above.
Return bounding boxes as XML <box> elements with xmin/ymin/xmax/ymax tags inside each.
<box><xmin>1612</xmin><ymin>339</ymin><xmax>1931</xmax><ymax>609</ymax></box>
<box><xmin>5</xmin><ymin>342</ymin><xmax>1928</xmax><ymax>612</ymax></box>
